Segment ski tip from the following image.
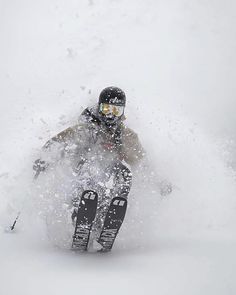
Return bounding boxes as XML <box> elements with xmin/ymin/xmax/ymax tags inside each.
<box><xmin>111</xmin><ymin>197</ymin><xmax>127</xmax><ymax>207</ymax></box>
<box><xmin>82</xmin><ymin>190</ymin><xmax>98</xmax><ymax>200</ymax></box>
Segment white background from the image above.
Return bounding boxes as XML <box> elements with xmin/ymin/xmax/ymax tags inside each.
<box><xmin>0</xmin><ymin>1</ymin><xmax>236</xmax><ymax>294</ymax></box>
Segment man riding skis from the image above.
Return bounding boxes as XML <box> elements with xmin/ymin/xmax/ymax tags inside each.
<box><xmin>33</xmin><ymin>86</ymin><xmax>146</xmax><ymax>250</ymax></box>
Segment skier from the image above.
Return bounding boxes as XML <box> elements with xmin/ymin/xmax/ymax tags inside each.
<box><xmin>33</xmin><ymin>86</ymin><xmax>146</xmax><ymax>250</ymax></box>
<box><xmin>33</xmin><ymin>86</ymin><xmax>171</xmax><ymax>251</ymax></box>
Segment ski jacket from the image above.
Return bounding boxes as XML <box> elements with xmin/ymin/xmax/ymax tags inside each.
<box><xmin>42</xmin><ymin>105</ymin><xmax>145</xmax><ymax>169</ymax></box>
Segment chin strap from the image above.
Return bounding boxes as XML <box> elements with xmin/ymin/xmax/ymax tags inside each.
<box><xmin>82</xmin><ymin>106</ymin><xmax>123</xmax><ymax>152</ymax></box>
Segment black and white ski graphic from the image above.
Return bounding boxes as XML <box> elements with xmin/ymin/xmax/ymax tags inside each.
<box><xmin>72</xmin><ymin>190</ymin><xmax>98</xmax><ymax>251</ymax></box>
<box><xmin>98</xmin><ymin>196</ymin><xmax>127</xmax><ymax>252</ymax></box>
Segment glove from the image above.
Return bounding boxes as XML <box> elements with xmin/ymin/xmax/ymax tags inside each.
<box><xmin>159</xmin><ymin>180</ymin><xmax>172</xmax><ymax>197</ymax></box>
<box><xmin>33</xmin><ymin>159</ymin><xmax>48</xmax><ymax>173</ymax></box>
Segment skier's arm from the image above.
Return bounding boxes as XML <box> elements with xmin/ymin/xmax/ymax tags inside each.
<box><xmin>121</xmin><ymin>127</ymin><xmax>172</xmax><ymax>196</ymax></box>
<box><xmin>121</xmin><ymin>127</ymin><xmax>145</xmax><ymax>166</ymax></box>
<box><xmin>133</xmin><ymin>157</ymin><xmax>173</xmax><ymax>197</ymax></box>
<box><xmin>33</xmin><ymin>123</ymin><xmax>88</xmax><ymax>173</ymax></box>
<box><xmin>43</xmin><ymin>125</ymin><xmax>79</xmax><ymax>149</ymax></box>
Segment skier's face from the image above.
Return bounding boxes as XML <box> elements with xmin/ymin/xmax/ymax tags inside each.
<box><xmin>99</xmin><ymin>103</ymin><xmax>124</xmax><ymax>125</ymax></box>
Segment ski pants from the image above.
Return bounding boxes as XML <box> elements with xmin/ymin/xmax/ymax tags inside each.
<box><xmin>71</xmin><ymin>161</ymin><xmax>132</xmax><ymax>221</ymax></box>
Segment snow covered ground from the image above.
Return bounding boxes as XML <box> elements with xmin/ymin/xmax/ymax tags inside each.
<box><xmin>1</xmin><ymin>1</ymin><xmax>236</xmax><ymax>294</ymax></box>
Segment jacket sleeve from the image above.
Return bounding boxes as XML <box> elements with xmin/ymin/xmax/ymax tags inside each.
<box><xmin>121</xmin><ymin>127</ymin><xmax>145</xmax><ymax>166</ymax></box>
<box><xmin>40</xmin><ymin>122</ymin><xmax>90</xmax><ymax>164</ymax></box>
<box><xmin>43</xmin><ymin>125</ymin><xmax>80</xmax><ymax>148</ymax></box>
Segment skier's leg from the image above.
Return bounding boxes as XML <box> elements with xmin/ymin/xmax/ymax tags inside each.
<box><xmin>112</xmin><ymin>162</ymin><xmax>132</xmax><ymax>199</ymax></box>
<box><xmin>93</xmin><ymin>163</ymin><xmax>132</xmax><ymax>251</ymax></box>
<box><xmin>89</xmin><ymin>162</ymin><xmax>132</xmax><ymax>250</ymax></box>
<box><xmin>94</xmin><ymin>161</ymin><xmax>132</xmax><ymax>231</ymax></box>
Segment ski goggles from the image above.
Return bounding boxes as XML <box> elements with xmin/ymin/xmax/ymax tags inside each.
<box><xmin>99</xmin><ymin>103</ymin><xmax>124</xmax><ymax>117</ymax></box>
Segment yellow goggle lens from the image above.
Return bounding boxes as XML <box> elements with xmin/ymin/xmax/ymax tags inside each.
<box><xmin>100</xmin><ymin>103</ymin><xmax>124</xmax><ymax>117</ymax></box>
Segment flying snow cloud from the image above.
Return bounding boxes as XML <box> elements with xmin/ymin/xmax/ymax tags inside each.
<box><xmin>0</xmin><ymin>1</ymin><xmax>236</xmax><ymax>294</ymax></box>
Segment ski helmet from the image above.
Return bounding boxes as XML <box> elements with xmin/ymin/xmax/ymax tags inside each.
<box><xmin>99</xmin><ymin>87</ymin><xmax>126</xmax><ymax>107</ymax></box>
<box><xmin>98</xmin><ymin>87</ymin><xmax>126</xmax><ymax>125</ymax></box>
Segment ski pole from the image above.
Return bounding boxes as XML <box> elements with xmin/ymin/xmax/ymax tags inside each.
<box><xmin>10</xmin><ymin>211</ymin><xmax>21</xmax><ymax>231</ymax></box>
<box><xmin>9</xmin><ymin>171</ymin><xmax>40</xmax><ymax>231</ymax></box>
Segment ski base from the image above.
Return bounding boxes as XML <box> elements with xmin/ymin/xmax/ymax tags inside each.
<box><xmin>97</xmin><ymin>196</ymin><xmax>127</xmax><ymax>252</ymax></box>
<box><xmin>72</xmin><ymin>190</ymin><xmax>98</xmax><ymax>251</ymax></box>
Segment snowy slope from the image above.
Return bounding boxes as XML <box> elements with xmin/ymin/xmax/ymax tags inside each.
<box><xmin>1</xmin><ymin>1</ymin><xmax>236</xmax><ymax>294</ymax></box>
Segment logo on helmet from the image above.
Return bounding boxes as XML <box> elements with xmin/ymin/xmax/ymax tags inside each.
<box><xmin>99</xmin><ymin>87</ymin><xmax>126</xmax><ymax>107</ymax></box>
<box><xmin>109</xmin><ymin>97</ymin><xmax>123</xmax><ymax>105</ymax></box>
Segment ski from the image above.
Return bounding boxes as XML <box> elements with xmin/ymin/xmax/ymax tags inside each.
<box><xmin>98</xmin><ymin>196</ymin><xmax>127</xmax><ymax>252</ymax></box>
<box><xmin>72</xmin><ymin>190</ymin><xmax>98</xmax><ymax>251</ymax></box>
